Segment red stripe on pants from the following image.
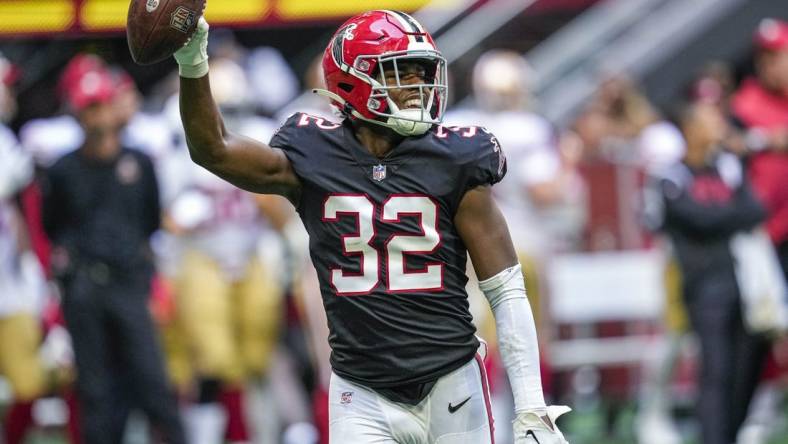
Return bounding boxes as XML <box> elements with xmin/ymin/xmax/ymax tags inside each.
<box><xmin>475</xmin><ymin>353</ymin><xmax>495</xmax><ymax>443</ymax></box>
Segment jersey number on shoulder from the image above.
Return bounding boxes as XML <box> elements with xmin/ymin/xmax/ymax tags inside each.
<box><xmin>297</xmin><ymin>114</ymin><xmax>341</xmax><ymax>130</ymax></box>
<box><xmin>322</xmin><ymin>194</ymin><xmax>442</xmax><ymax>295</ymax></box>
<box><xmin>435</xmin><ymin>125</ymin><xmax>478</xmax><ymax>138</ymax></box>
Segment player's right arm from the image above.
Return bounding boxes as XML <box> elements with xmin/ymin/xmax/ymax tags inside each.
<box><xmin>174</xmin><ymin>18</ymin><xmax>300</xmax><ymax>202</ymax></box>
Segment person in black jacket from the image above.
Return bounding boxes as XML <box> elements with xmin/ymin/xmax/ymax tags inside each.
<box><xmin>650</xmin><ymin>103</ymin><xmax>768</xmax><ymax>444</ymax></box>
<box><xmin>42</xmin><ymin>61</ymin><xmax>185</xmax><ymax>444</ymax></box>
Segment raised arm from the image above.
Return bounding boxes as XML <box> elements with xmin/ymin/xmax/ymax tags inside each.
<box><xmin>175</xmin><ymin>19</ymin><xmax>300</xmax><ymax>202</ymax></box>
<box><xmin>455</xmin><ymin>185</ymin><xmax>570</xmax><ymax>444</ymax></box>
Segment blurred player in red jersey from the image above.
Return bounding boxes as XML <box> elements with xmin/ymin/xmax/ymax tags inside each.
<box><xmin>731</xmin><ymin>18</ymin><xmax>788</xmax><ymax>443</ymax></box>
<box><xmin>732</xmin><ymin>18</ymin><xmax>788</xmax><ymax>277</ymax></box>
<box><xmin>172</xmin><ymin>10</ymin><xmax>570</xmax><ymax>443</ymax></box>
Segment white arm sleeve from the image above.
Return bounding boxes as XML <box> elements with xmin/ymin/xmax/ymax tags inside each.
<box><xmin>479</xmin><ymin>263</ymin><xmax>546</xmax><ymax>413</ymax></box>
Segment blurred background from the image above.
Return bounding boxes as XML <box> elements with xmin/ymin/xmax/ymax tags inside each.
<box><xmin>0</xmin><ymin>0</ymin><xmax>787</xmax><ymax>443</ymax></box>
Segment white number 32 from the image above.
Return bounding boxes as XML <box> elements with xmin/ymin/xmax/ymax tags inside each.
<box><xmin>322</xmin><ymin>194</ymin><xmax>443</xmax><ymax>295</ymax></box>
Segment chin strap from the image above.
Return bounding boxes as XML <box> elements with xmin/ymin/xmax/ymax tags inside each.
<box><xmin>311</xmin><ymin>88</ymin><xmax>430</xmax><ymax>136</ymax></box>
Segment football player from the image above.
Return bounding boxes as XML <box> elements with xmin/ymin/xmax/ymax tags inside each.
<box><xmin>0</xmin><ymin>62</ymin><xmax>49</xmax><ymax>443</ymax></box>
<box><xmin>174</xmin><ymin>10</ymin><xmax>569</xmax><ymax>443</ymax></box>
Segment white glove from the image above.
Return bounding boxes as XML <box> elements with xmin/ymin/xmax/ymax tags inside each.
<box><xmin>513</xmin><ymin>405</ymin><xmax>571</xmax><ymax>444</ymax></box>
<box><xmin>174</xmin><ymin>17</ymin><xmax>209</xmax><ymax>78</ymax></box>
<box><xmin>39</xmin><ymin>325</ymin><xmax>74</xmax><ymax>369</ymax></box>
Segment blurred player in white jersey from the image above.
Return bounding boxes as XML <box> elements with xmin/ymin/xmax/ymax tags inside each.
<box><xmin>159</xmin><ymin>58</ymin><xmax>284</xmax><ymax>444</ymax></box>
<box><xmin>445</xmin><ymin>50</ymin><xmax>586</xmax><ymax>443</ymax></box>
<box><xmin>0</xmin><ymin>56</ymin><xmax>49</xmax><ymax>442</ymax></box>
<box><xmin>446</xmin><ymin>50</ymin><xmax>587</xmax><ymax>260</ymax></box>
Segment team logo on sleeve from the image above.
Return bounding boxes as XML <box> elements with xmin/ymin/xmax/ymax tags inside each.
<box><xmin>340</xmin><ymin>391</ymin><xmax>353</xmax><ymax>404</ymax></box>
<box><xmin>372</xmin><ymin>164</ymin><xmax>387</xmax><ymax>182</ymax></box>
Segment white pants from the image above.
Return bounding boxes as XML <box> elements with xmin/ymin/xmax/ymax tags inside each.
<box><xmin>329</xmin><ymin>355</ymin><xmax>494</xmax><ymax>444</ymax></box>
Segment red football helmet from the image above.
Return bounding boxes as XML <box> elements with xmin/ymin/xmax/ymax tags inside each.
<box><xmin>317</xmin><ymin>10</ymin><xmax>448</xmax><ymax>135</ymax></box>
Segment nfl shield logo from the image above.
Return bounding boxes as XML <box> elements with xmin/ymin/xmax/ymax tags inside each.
<box><xmin>340</xmin><ymin>391</ymin><xmax>353</xmax><ymax>404</ymax></box>
<box><xmin>170</xmin><ymin>6</ymin><xmax>196</xmax><ymax>33</ymax></box>
<box><xmin>372</xmin><ymin>164</ymin><xmax>387</xmax><ymax>182</ymax></box>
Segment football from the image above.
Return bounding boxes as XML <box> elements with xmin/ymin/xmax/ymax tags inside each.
<box><xmin>126</xmin><ymin>0</ymin><xmax>205</xmax><ymax>65</ymax></box>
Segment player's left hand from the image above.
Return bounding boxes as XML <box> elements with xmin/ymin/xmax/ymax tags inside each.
<box><xmin>513</xmin><ymin>405</ymin><xmax>571</xmax><ymax>444</ymax></box>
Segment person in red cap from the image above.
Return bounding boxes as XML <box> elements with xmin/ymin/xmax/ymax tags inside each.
<box><xmin>42</xmin><ymin>56</ymin><xmax>186</xmax><ymax>444</ymax></box>
<box><xmin>732</xmin><ymin>18</ymin><xmax>788</xmax><ymax>278</ymax></box>
<box><xmin>63</xmin><ymin>68</ymin><xmax>117</xmax><ymax>126</ymax></box>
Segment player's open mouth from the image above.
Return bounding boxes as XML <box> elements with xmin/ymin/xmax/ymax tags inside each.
<box><xmin>403</xmin><ymin>98</ymin><xmax>422</xmax><ymax>109</ymax></box>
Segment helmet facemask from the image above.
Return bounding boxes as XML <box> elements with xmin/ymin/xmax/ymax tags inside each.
<box><xmin>357</xmin><ymin>50</ymin><xmax>448</xmax><ymax>136</ymax></box>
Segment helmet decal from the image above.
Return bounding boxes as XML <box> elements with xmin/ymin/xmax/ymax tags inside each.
<box><xmin>342</xmin><ymin>23</ymin><xmax>358</xmax><ymax>40</ymax></box>
<box><xmin>331</xmin><ymin>23</ymin><xmax>358</xmax><ymax>70</ymax></box>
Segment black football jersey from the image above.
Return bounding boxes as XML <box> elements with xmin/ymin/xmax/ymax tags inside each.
<box><xmin>270</xmin><ymin>113</ymin><xmax>506</xmax><ymax>388</ymax></box>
